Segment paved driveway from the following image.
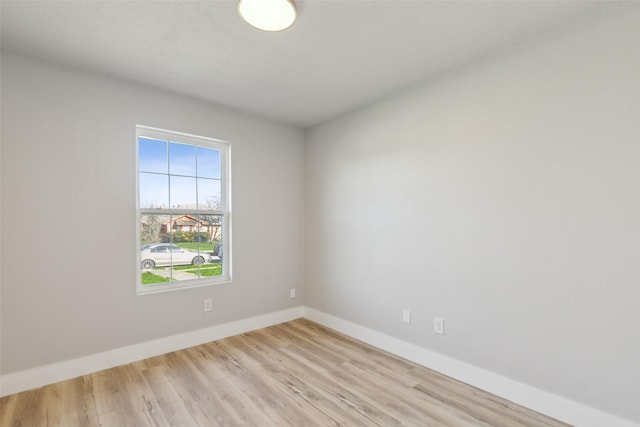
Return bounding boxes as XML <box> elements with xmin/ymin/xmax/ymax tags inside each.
<box><xmin>150</xmin><ymin>268</ymin><xmax>197</xmax><ymax>281</ymax></box>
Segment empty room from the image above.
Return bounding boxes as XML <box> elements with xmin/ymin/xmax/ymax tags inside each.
<box><xmin>1</xmin><ymin>1</ymin><xmax>638</xmax><ymax>426</ymax></box>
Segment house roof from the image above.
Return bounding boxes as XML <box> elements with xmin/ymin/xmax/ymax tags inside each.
<box><xmin>166</xmin><ymin>215</ymin><xmax>212</xmax><ymax>226</ymax></box>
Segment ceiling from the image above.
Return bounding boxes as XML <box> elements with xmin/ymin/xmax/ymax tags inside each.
<box><xmin>0</xmin><ymin>0</ymin><xmax>619</xmax><ymax>128</ymax></box>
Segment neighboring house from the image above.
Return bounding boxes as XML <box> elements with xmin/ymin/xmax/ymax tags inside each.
<box><xmin>165</xmin><ymin>215</ymin><xmax>221</xmax><ymax>241</ymax></box>
<box><xmin>166</xmin><ymin>215</ymin><xmax>204</xmax><ymax>232</ymax></box>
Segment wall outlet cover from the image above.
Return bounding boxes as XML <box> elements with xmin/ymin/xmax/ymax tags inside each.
<box><xmin>402</xmin><ymin>310</ymin><xmax>411</xmax><ymax>324</ymax></box>
<box><xmin>434</xmin><ymin>317</ymin><xmax>444</xmax><ymax>334</ymax></box>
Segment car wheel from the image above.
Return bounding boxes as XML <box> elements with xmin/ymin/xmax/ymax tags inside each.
<box><xmin>192</xmin><ymin>256</ymin><xmax>205</xmax><ymax>265</ymax></box>
<box><xmin>142</xmin><ymin>259</ymin><xmax>155</xmax><ymax>269</ymax></box>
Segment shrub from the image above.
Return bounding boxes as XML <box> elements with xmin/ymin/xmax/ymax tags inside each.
<box><xmin>171</xmin><ymin>231</ymin><xmax>210</xmax><ymax>243</ymax></box>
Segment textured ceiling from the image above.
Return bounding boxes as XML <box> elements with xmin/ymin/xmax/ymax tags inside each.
<box><xmin>0</xmin><ymin>0</ymin><xmax>621</xmax><ymax>128</ymax></box>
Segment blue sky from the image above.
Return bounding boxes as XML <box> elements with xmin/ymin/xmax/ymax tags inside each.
<box><xmin>139</xmin><ymin>137</ymin><xmax>221</xmax><ymax>209</ymax></box>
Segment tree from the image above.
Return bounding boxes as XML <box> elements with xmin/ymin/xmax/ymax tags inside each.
<box><xmin>140</xmin><ymin>204</ymin><xmax>169</xmax><ymax>244</ymax></box>
<box><xmin>201</xmin><ymin>197</ymin><xmax>222</xmax><ymax>242</ymax></box>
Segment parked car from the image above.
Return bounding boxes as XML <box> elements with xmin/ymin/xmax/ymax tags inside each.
<box><xmin>141</xmin><ymin>243</ymin><xmax>206</xmax><ymax>269</ymax></box>
<box><xmin>213</xmin><ymin>242</ymin><xmax>223</xmax><ymax>261</ymax></box>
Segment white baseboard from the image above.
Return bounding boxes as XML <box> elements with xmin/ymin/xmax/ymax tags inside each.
<box><xmin>0</xmin><ymin>306</ymin><xmax>304</xmax><ymax>397</ymax></box>
<box><xmin>303</xmin><ymin>307</ymin><xmax>639</xmax><ymax>427</ymax></box>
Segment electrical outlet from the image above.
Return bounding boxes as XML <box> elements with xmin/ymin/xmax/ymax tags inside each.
<box><xmin>402</xmin><ymin>309</ymin><xmax>411</xmax><ymax>324</ymax></box>
<box><xmin>290</xmin><ymin>288</ymin><xmax>296</xmax><ymax>299</ymax></box>
<box><xmin>433</xmin><ymin>317</ymin><xmax>444</xmax><ymax>335</ymax></box>
<box><xmin>203</xmin><ymin>298</ymin><xmax>213</xmax><ymax>312</ymax></box>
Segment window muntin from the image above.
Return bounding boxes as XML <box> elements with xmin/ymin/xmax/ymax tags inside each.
<box><xmin>136</xmin><ymin>126</ymin><xmax>230</xmax><ymax>294</ymax></box>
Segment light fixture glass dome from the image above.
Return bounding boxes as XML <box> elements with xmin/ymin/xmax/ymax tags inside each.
<box><xmin>238</xmin><ymin>0</ymin><xmax>296</xmax><ymax>32</ymax></box>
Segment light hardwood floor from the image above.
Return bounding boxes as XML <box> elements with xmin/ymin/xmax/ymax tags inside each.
<box><xmin>0</xmin><ymin>319</ymin><xmax>570</xmax><ymax>426</ymax></box>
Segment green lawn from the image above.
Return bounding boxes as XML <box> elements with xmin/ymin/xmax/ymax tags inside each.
<box><xmin>142</xmin><ymin>263</ymin><xmax>222</xmax><ymax>285</ymax></box>
<box><xmin>142</xmin><ymin>271</ymin><xmax>170</xmax><ymax>284</ymax></box>
<box><xmin>173</xmin><ymin>263</ymin><xmax>222</xmax><ymax>277</ymax></box>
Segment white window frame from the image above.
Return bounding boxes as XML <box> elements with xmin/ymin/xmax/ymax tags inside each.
<box><xmin>136</xmin><ymin>125</ymin><xmax>231</xmax><ymax>295</ymax></box>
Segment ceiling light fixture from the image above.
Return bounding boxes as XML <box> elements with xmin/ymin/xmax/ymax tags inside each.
<box><xmin>238</xmin><ymin>0</ymin><xmax>297</xmax><ymax>32</ymax></box>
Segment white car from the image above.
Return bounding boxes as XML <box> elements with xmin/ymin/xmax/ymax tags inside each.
<box><xmin>141</xmin><ymin>243</ymin><xmax>207</xmax><ymax>269</ymax></box>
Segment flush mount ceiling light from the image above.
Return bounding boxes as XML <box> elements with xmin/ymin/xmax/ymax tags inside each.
<box><xmin>238</xmin><ymin>0</ymin><xmax>296</xmax><ymax>32</ymax></box>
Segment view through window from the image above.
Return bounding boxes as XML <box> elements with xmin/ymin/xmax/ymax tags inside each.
<box><xmin>137</xmin><ymin>126</ymin><xmax>230</xmax><ymax>293</ymax></box>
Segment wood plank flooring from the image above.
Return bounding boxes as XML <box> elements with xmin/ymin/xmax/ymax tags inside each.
<box><xmin>0</xmin><ymin>319</ymin><xmax>570</xmax><ymax>426</ymax></box>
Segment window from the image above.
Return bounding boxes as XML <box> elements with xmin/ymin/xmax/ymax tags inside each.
<box><xmin>136</xmin><ymin>125</ymin><xmax>231</xmax><ymax>294</ymax></box>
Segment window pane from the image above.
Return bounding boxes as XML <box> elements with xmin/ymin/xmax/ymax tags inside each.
<box><xmin>139</xmin><ymin>138</ymin><xmax>168</xmax><ymax>174</ymax></box>
<box><xmin>139</xmin><ymin>173</ymin><xmax>168</xmax><ymax>209</ymax></box>
<box><xmin>140</xmin><ymin>214</ymin><xmax>171</xmax><ymax>285</ymax></box>
<box><xmin>197</xmin><ymin>178</ymin><xmax>221</xmax><ymax>210</ymax></box>
<box><xmin>197</xmin><ymin>146</ymin><xmax>221</xmax><ymax>179</ymax></box>
<box><xmin>170</xmin><ymin>176</ymin><xmax>196</xmax><ymax>208</ymax></box>
<box><xmin>140</xmin><ymin>214</ymin><xmax>169</xmax><ymax>245</ymax></box>
<box><xmin>211</xmin><ymin>215</ymin><xmax>225</xmax><ymax>277</ymax></box>
<box><xmin>199</xmin><ymin>214</ymin><xmax>223</xmax><ymax>278</ymax></box>
<box><xmin>169</xmin><ymin>142</ymin><xmax>196</xmax><ymax>176</ymax></box>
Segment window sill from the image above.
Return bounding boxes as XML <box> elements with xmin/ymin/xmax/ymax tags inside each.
<box><xmin>136</xmin><ymin>276</ymin><xmax>232</xmax><ymax>295</ymax></box>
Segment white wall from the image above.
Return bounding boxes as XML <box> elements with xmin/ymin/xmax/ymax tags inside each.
<box><xmin>305</xmin><ymin>7</ymin><xmax>639</xmax><ymax>424</ymax></box>
<box><xmin>0</xmin><ymin>52</ymin><xmax>305</xmax><ymax>374</ymax></box>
